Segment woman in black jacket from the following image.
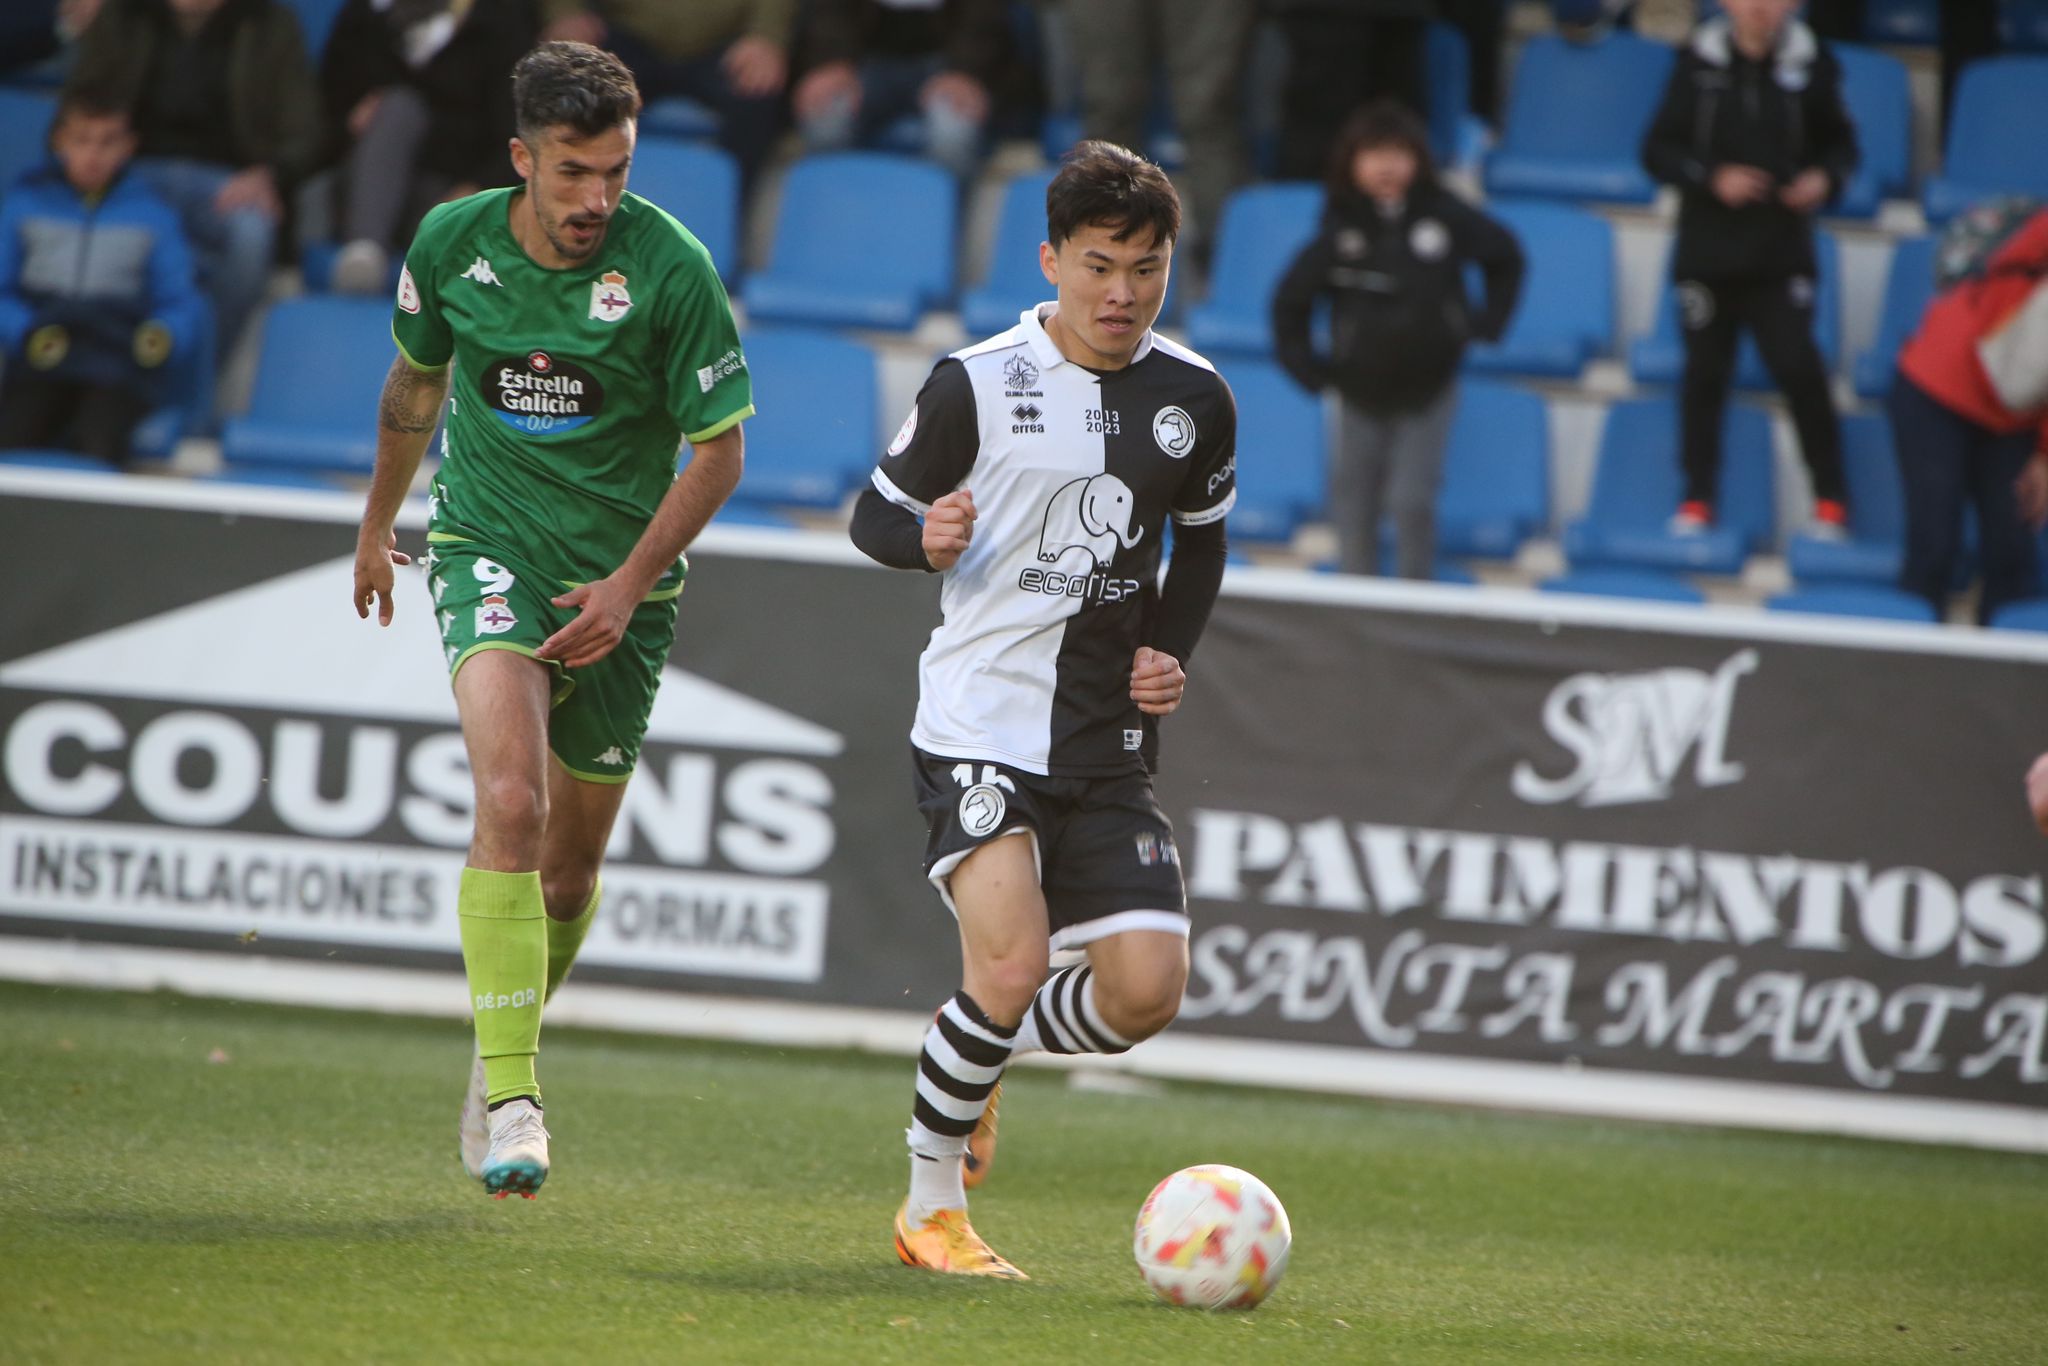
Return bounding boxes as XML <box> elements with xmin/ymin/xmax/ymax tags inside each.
<box><xmin>1272</xmin><ymin>100</ymin><xmax>1523</xmax><ymax>578</ymax></box>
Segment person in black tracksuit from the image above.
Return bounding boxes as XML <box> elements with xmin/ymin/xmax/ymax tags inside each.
<box><xmin>1272</xmin><ymin>100</ymin><xmax>1523</xmax><ymax>578</ymax></box>
<box><xmin>1641</xmin><ymin>0</ymin><xmax>1858</xmax><ymax>534</ymax></box>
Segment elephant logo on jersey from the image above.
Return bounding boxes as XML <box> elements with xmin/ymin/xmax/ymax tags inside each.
<box><xmin>1152</xmin><ymin>405</ymin><xmax>1196</xmax><ymax>458</ymax></box>
<box><xmin>589</xmin><ymin>270</ymin><xmax>632</xmax><ymax>322</ymax></box>
<box><xmin>1037</xmin><ymin>474</ymin><xmax>1144</xmax><ymax>568</ymax></box>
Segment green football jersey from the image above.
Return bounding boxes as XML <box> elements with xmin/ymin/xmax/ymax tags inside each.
<box><xmin>393</xmin><ymin>187</ymin><xmax>753</xmax><ymax>594</ymax></box>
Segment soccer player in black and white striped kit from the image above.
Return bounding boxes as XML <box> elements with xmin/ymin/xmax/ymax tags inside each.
<box><xmin>850</xmin><ymin>141</ymin><xmax>1235</xmax><ymax>1279</ymax></box>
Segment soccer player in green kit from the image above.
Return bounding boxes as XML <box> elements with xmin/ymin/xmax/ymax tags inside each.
<box><xmin>350</xmin><ymin>42</ymin><xmax>752</xmax><ymax>1199</ymax></box>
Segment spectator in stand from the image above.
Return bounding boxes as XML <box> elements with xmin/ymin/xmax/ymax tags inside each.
<box><xmin>1891</xmin><ymin>200</ymin><xmax>2048</xmax><ymax>625</ymax></box>
<box><xmin>1642</xmin><ymin>0</ymin><xmax>1858</xmax><ymax>540</ymax></box>
<box><xmin>1270</xmin><ymin>0</ymin><xmax>1434</xmax><ymax>181</ymax></box>
<box><xmin>320</xmin><ymin>0</ymin><xmax>538</xmax><ymax>295</ymax></box>
<box><xmin>66</xmin><ymin>0</ymin><xmax>320</xmax><ymax>378</ymax></box>
<box><xmin>1272</xmin><ymin>101</ymin><xmax>1523</xmax><ymax>579</ymax></box>
<box><xmin>1062</xmin><ymin>0</ymin><xmax>1256</xmax><ymax>269</ymax></box>
<box><xmin>792</xmin><ymin>0</ymin><xmax>1007</xmax><ymax>178</ymax></box>
<box><xmin>1</xmin><ymin>0</ymin><xmax>105</xmax><ymax>75</ymax></box>
<box><xmin>538</xmin><ymin>0</ymin><xmax>791</xmax><ymax>196</ymax></box>
<box><xmin>0</xmin><ymin>89</ymin><xmax>205</xmax><ymax>467</ymax></box>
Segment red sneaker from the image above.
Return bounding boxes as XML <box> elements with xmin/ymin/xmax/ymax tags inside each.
<box><xmin>1669</xmin><ymin>500</ymin><xmax>1712</xmax><ymax>535</ymax></box>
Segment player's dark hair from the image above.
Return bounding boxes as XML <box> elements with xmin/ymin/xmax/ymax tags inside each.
<box><xmin>1326</xmin><ymin>99</ymin><xmax>1437</xmax><ymax>200</ymax></box>
<box><xmin>512</xmin><ymin>41</ymin><xmax>642</xmax><ymax>144</ymax></box>
<box><xmin>1045</xmin><ymin>140</ymin><xmax>1180</xmax><ymax>251</ymax></box>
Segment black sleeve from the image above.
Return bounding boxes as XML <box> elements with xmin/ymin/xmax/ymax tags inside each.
<box><xmin>848</xmin><ymin>486</ymin><xmax>936</xmax><ymax>571</ymax></box>
<box><xmin>1804</xmin><ymin>46</ymin><xmax>1861</xmax><ymax>199</ymax></box>
<box><xmin>1152</xmin><ymin>517</ymin><xmax>1227</xmax><ymax>665</ymax></box>
<box><xmin>873</xmin><ymin>357</ymin><xmax>980</xmax><ymax>511</ymax></box>
<box><xmin>1451</xmin><ymin>199</ymin><xmax>1526</xmax><ymax>343</ymax></box>
<box><xmin>1170</xmin><ymin>374</ymin><xmax>1236</xmax><ymax>529</ymax></box>
<box><xmin>1271</xmin><ymin>233</ymin><xmax>1334</xmax><ymax>395</ymax></box>
<box><xmin>1641</xmin><ymin>53</ymin><xmax>1710</xmax><ymax>190</ymax></box>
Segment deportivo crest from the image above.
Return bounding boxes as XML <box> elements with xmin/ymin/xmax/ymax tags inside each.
<box><xmin>476</xmin><ymin>594</ymin><xmax>517</xmax><ymax>635</ymax></box>
<box><xmin>1152</xmin><ymin>405</ymin><xmax>1196</xmax><ymax>458</ymax></box>
<box><xmin>396</xmin><ymin>265</ymin><xmax>421</xmax><ymax>315</ymax></box>
<box><xmin>1002</xmin><ymin>354</ymin><xmax>1040</xmax><ymax>392</ymax></box>
<box><xmin>590</xmin><ymin>270</ymin><xmax>632</xmax><ymax>322</ymax></box>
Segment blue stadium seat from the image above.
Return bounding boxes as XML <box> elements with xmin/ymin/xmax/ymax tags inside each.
<box><xmin>278</xmin><ymin>0</ymin><xmax>346</xmax><ymax>55</ymax></box>
<box><xmin>1765</xmin><ymin>584</ymin><xmax>1939</xmax><ymax>622</ymax></box>
<box><xmin>1464</xmin><ymin>200</ymin><xmax>1614</xmax><ymax>378</ymax></box>
<box><xmin>1990</xmin><ymin>597</ymin><xmax>2048</xmax><ymax>631</ymax></box>
<box><xmin>1832</xmin><ymin>45</ymin><xmax>1912</xmax><ymax>217</ymax></box>
<box><xmin>1437</xmin><ymin>379</ymin><xmax>1549</xmax><ymax>559</ymax></box>
<box><xmin>1924</xmin><ymin>58</ymin><xmax>2048</xmax><ymax>221</ymax></box>
<box><xmin>725</xmin><ymin>327</ymin><xmax>875</xmax><ymax>509</ymax></box>
<box><xmin>220</xmin><ymin>296</ymin><xmax>395</xmax><ymax>474</ymax></box>
<box><xmin>1539</xmin><ymin>568</ymin><xmax>1706</xmax><ymax>604</ymax></box>
<box><xmin>640</xmin><ymin>98</ymin><xmax>720</xmax><ymax>141</ymax></box>
<box><xmin>1184</xmin><ymin>182</ymin><xmax>1321</xmax><ymax>355</ymax></box>
<box><xmin>1563</xmin><ymin>398</ymin><xmax>1774</xmax><ymax>575</ymax></box>
<box><xmin>201</xmin><ymin>466</ymin><xmax>353</xmax><ymax>490</ymax></box>
<box><xmin>627</xmin><ymin>137</ymin><xmax>741</xmax><ymax>284</ymax></box>
<box><xmin>0</xmin><ymin>87</ymin><xmax>56</xmax><ymax>206</ymax></box>
<box><xmin>742</xmin><ymin>153</ymin><xmax>957</xmax><ymax>331</ymax></box>
<box><xmin>0</xmin><ymin>449</ymin><xmax>121</xmax><ymax>474</ymax></box>
<box><xmin>962</xmin><ymin>171</ymin><xmax>1052</xmax><ymax>337</ymax></box>
<box><xmin>1224</xmin><ymin>358</ymin><xmax>1326</xmax><ymax>541</ymax></box>
<box><xmin>1484</xmin><ymin>32</ymin><xmax>1673</xmax><ymax>205</ymax></box>
<box><xmin>1631</xmin><ymin>231</ymin><xmax>1841</xmax><ymax>388</ymax></box>
<box><xmin>1313</xmin><ymin>553</ymin><xmax>1477</xmax><ymax>584</ymax></box>
<box><xmin>1861</xmin><ymin>0</ymin><xmax>1939</xmax><ymax>43</ymax></box>
<box><xmin>1785</xmin><ymin>413</ymin><xmax>1904</xmax><ymax>585</ymax></box>
<box><xmin>1853</xmin><ymin>235</ymin><xmax>1935</xmax><ymax>398</ymax></box>
<box><xmin>1424</xmin><ymin>22</ymin><xmax>1488</xmax><ymax>168</ymax></box>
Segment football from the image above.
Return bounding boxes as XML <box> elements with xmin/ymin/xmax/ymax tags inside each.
<box><xmin>1132</xmin><ymin>1164</ymin><xmax>1291</xmax><ymax>1310</ymax></box>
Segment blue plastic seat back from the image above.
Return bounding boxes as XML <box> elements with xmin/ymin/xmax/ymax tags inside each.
<box><xmin>1485</xmin><ymin>33</ymin><xmax>1673</xmax><ymax>203</ymax></box>
<box><xmin>627</xmin><ymin>137</ymin><xmax>741</xmax><ymax>283</ymax></box>
<box><xmin>1584</xmin><ymin>398</ymin><xmax>1774</xmax><ymax>545</ymax></box>
<box><xmin>1469</xmin><ymin>199</ymin><xmax>1614</xmax><ymax>375</ymax></box>
<box><xmin>729</xmin><ymin>326</ymin><xmax>876</xmax><ymax>508</ymax></box>
<box><xmin>1184</xmin><ymin>182</ymin><xmax>1322</xmax><ymax>355</ymax></box>
<box><xmin>758</xmin><ymin>152</ymin><xmax>958</xmax><ymax>311</ymax></box>
<box><xmin>1766</xmin><ymin>585</ymin><xmax>1939</xmax><ymax>622</ymax></box>
<box><xmin>223</xmin><ymin>296</ymin><xmax>395</xmax><ymax>469</ymax></box>
<box><xmin>1834</xmin><ymin>44</ymin><xmax>1912</xmax><ymax>211</ymax></box>
<box><xmin>1224</xmin><ymin>359</ymin><xmax>1326</xmax><ymax>540</ymax></box>
<box><xmin>1438</xmin><ymin>379</ymin><xmax>1549</xmax><ymax>556</ymax></box>
<box><xmin>1926</xmin><ymin>58</ymin><xmax>2048</xmax><ymax>219</ymax></box>
<box><xmin>1854</xmin><ymin>235</ymin><xmax>1935</xmax><ymax>397</ymax></box>
<box><xmin>0</xmin><ymin>88</ymin><xmax>57</xmax><ymax>207</ymax></box>
<box><xmin>1836</xmin><ymin>411</ymin><xmax>1904</xmax><ymax>544</ymax></box>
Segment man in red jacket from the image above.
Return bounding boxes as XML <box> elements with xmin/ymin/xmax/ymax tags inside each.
<box><xmin>1891</xmin><ymin>206</ymin><xmax>2048</xmax><ymax>624</ymax></box>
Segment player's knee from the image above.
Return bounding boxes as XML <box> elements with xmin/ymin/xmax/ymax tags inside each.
<box><xmin>1100</xmin><ymin>964</ymin><xmax>1186</xmax><ymax>1043</ymax></box>
<box><xmin>474</xmin><ymin>773</ymin><xmax>547</xmax><ymax>845</ymax></box>
<box><xmin>541</xmin><ymin>871</ymin><xmax>596</xmax><ymax>921</ymax></box>
<box><xmin>968</xmin><ymin>947</ymin><xmax>1050</xmax><ymax>1024</ymax></box>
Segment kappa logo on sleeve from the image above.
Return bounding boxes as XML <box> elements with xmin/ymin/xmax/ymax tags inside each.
<box><xmin>397</xmin><ymin>265</ymin><xmax>421</xmax><ymax>315</ymax></box>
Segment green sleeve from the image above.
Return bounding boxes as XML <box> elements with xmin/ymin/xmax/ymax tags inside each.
<box><xmin>392</xmin><ymin>206</ymin><xmax>456</xmax><ymax>370</ymax></box>
<box><xmin>658</xmin><ymin>232</ymin><xmax>754</xmax><ymax>444</ymax></box>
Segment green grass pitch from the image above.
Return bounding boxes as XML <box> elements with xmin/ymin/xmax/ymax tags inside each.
<box><xmin>2</xmin><ymin>980</ymin><xmax>2044</xmax><ymax>1364</ymax></box>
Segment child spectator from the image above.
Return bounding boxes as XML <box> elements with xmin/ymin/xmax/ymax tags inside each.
<box><xmin>0</xmin><ymin>89</ymin><xmax>205</xmax><ymax>467</ymax></box>
<box><xmin>1641</xmin><ymin>0</ymin><xmax>1858</xmax><ymax>540</ymax></box>
<box><xmin>66</xmin><ymin>0</ymin><xmax>321</xmax><ymax>372</ymax></box>
<box><xmin>1272</xmin><ymin>100</ymin><xmax>1523</xmax><ymax>579</ymax></box>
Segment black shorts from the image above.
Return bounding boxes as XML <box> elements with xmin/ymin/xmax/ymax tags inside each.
<box><xmin>912</xmin><ymin>747</ymin><xmax>1189</xmax><ymax>950</ymax></box>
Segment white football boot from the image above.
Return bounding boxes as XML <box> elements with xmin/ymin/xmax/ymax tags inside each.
<box><xmin>481</xmin><ymin>1097</ymin><xmax>549</xmax><ymax>1199</ymax></box>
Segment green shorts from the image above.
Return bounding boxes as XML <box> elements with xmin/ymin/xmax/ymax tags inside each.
<box><xmin>424</xmin><ymin>539</ymin><xmax>681</xmax><ymax>783</ymax></box>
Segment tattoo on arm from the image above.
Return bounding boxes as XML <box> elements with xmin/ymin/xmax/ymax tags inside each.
<box><xmin>378</xmin><ymin>357</ymin><xmax>446</xmax><ymax>434</ymax></box>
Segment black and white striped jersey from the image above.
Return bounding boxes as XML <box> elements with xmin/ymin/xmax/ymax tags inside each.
<box><xmin>872</xmin><ymin>304</ymin><xmax>1237</xmax><ymax>777</ymax></box>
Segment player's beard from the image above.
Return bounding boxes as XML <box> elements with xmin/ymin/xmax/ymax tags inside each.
<box><xmin>545</xmin><ymin>208</ymin><xmax>610</xmax><ymax>262</ymax></box>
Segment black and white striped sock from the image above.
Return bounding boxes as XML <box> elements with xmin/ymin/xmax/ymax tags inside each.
<box><xmin>905</xmin><ymin>991</ymin><xmax>1013</xmax><ymax>1222</ymax></box>
<box><xmin>1010</xmin><ymin>964</ymin><xmax>1134</xmax><ymax>1057</ymax></box>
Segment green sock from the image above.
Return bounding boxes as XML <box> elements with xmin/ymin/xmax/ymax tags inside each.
<box><xmin>458</xmin><ymin>867</ymin><xmax>546</xmax><ymax>1106</ymax></box>
<box><xmin>544</xmin><ymin>878</ymin><xmax>599</xmax><ymax>1003</ymax></box>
